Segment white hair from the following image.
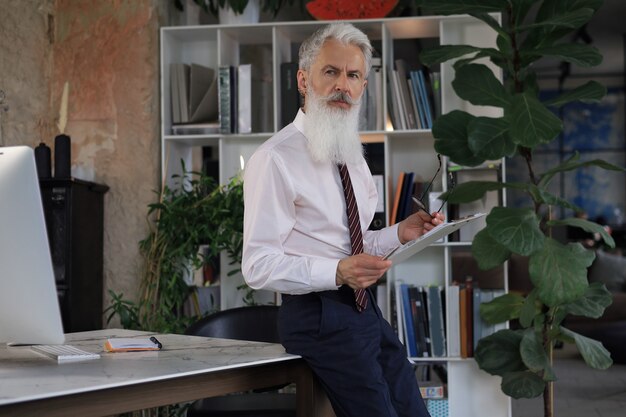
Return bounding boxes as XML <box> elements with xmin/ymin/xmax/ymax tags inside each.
<box><xmin>299</xmin><ymin>23</ymin><xmax>373</xmax><ymax>78</ymax></box>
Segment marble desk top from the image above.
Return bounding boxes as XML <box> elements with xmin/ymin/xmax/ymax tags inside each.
<box><xmin>0</xmin><ymin>329</ymin><xmax>299</xmax><ymax>407</ymax></box>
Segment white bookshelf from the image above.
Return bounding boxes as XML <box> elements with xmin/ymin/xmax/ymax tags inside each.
<box><xmin>160</xmin><ymin>15</ymin><xmax>510</xmax><ymax>417</ymax></box>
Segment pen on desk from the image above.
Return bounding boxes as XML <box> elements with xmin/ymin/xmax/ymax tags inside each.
<box><xmin>411</xmin><ymin>196</ymin><xmax>434</xmax><ymax>219</ymax></box>
<box><xmin>150</xmin><ymin>336</ymin><xmax>163</xmax><ymax>349</ymax></box>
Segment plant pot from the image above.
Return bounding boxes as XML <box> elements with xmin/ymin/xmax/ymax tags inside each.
<box><xmin>218</xmin><ymin>0</ymin><xmax>261</xmax><ymax>24</ymax></box>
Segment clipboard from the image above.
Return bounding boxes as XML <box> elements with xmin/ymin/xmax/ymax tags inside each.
<box><xmin>384</xmin><ymin>213</ymin><xmax>487</xmax><ymax>264</ymax></box>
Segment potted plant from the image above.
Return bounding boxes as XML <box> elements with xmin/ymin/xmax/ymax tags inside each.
<box><xmin>415</xmin><ymin>0</ymin><xmax>625</xmax><ymax>415</ymax></box>
<box><xmin>174</xmin><ymin>0</ymin><xmax>300</xmax><ymax>24</ymax></box>
<box><xmin>106</xmin><ymin>165</ymin><xmax>246</xmax><ymax>334</ymax></box>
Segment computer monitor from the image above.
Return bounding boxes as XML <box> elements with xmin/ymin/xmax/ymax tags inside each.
<box><xmin>0</xmin><ymin>146</ymin><xmax>65</xmax><ymax>345</ymax></box>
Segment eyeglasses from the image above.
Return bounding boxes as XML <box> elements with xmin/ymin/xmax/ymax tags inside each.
<box><xmin>411</xmin><ymin>154</ymin><xmax>455</xmax><ymax>217</ymax></box>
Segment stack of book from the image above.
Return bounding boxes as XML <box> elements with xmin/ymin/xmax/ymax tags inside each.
<box><xmin>387</xmin><ymin>58</ymin><xmax>440</xmax><ymax>131</ymax></box>
<box><xmin>395</xmin><ymin>282</ymin><xmax>446</xmax><ymax>358</ymax></box>
<box><xmin>447</xmin><ymin>278</ymin><xmax>506</xmax><ymax>358</ymax></box>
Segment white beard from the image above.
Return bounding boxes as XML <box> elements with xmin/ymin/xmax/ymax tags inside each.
<box><xmin>303</xmin><ymin>88</ymin><xmax>363</xmax><ymax>165</ymax></box>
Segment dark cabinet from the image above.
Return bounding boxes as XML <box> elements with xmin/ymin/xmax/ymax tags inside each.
<box><xmin>39</xmin><ymin>178</ymin><xmax>109</xmax><ymax>332</ymax></box>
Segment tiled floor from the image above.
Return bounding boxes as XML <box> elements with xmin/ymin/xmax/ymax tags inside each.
<box><xmin>512</xmin><ymin>343</ymin><xmax>626</xmax><ymax>417</ymax></box>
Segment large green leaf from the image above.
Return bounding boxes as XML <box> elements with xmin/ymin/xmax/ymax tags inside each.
<box><xmin>452</xmin><ymin>64</ymin><xmax>509</xmax><ymax>108</ymax></box>
<box><xmin>444</xmin><ymin>181</ymin><xmax>503</xmax><ymax>204</ymax></box>
<box><xmin>507</xmin><ymin>92</ymin><xmax>563</xmax><ymax>147</ymax></box>
<box><xmin>414</xmin><ymin>0</ymin><xmax>507</xmax><ymax>14</ymax></box>
<box><xmin>511</xmin><ymin>0</ymin><xmax>536</xmax><ymax>24</ymax></box>
<box><xmin>529</xmin><ymin>239</ymin><xmax>595</xmax><ymax>307</ymax></box>
<box><xmin>564</xmin><ymin>282</ymin><xmax>613</xmax><ymax>319</ymax></box>
<box><xmin>516</xmin><ymin>8</ymin><xmax>595</xmax><ymax>32</ymax></box>
<box><xmin>468</xmin><ymin>117</ymin><xmax>516</xmax><ymax>159</ymax></box>
<box><xmin>479</xmin><ymin>292</ymin><xmax>524</xmax><ymax>324</ymax></box>
<box><xmin>486</xmin><ymin>207</ymin><xmax>545</xmax><ymax>256</ymax></box>
<box><xmin>560</xmin><ymin>327</ymin><xmax>613</xmax><ymax>370</ymax></box>
<box><xmin>543</xmin><ymin>81</ymin><xmax>606</xmax><ymax>107</ymax></box>
<box><xmin>535</xmin><ymin>188</ymin><xmax>583</xmax><ymax>212</ymax></box>
<box><xmin>529</xmin><ymin>43</ymin><xmax>602</xmax><ymax>67</ymax></box>
<box><xmin>519</xmin><ymin>289</ymin><xmax>539</xmax><ymax>328</ymax></box>
<box><xmin>547</xmin><ymin>218</ymin><xmax>615</xmax><ymax>248</ymax></box>
<box><xmin>539</xmin><ymin>155</ymin><xmax>625</xmax><ymax>188</ymax></box>
<box><xmin>433</xmin><ymin>110</ymin><xmax>485</xmax><ymax>166</ymax></box>
<box><xmin>470</xmin><ymin>12</ymin><xmax>509</xmax><ymax>39</ymax></box>
<box><xmin>522</xmin><ymin>0</ymin><xmax>602</xmax><ymax>50</ymax></box>
<box><xmin>520</xmin><ymin>330</ymin><xmax>555</xmax><ymax>380</ymax></box>
<box><xmin>501</xmin><ymin>371</ymin><xmax>546</xmax><ymax>399</ymax></box>
<box><xmin>475</xmin><ymin>329</ymin><xmax>526</xmax><ymax>376</ymax></box>
<box><xmin>472</xmin><ymin>228</ymin><xmax>511</xmax><ymax>271</ymax></box>
<box><xmin>419</xmin><ymin>45</ymin><xmax>482</xmax><ymax>66</ymax></box>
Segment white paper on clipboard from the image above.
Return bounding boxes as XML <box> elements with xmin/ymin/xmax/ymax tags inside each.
<box><xmin>384</xmin><ymin>213</ymin><xmax>487</xmax><ymax>264</ymax></box>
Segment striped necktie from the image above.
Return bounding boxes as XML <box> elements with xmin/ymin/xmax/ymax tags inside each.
<box><xmin>338</xmin><ymin>163</ymin><xmax>368</xmax><ymax>312</ymax></box>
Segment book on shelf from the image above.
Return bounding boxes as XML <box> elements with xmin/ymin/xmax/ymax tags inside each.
<box><xmin>389</xmin><ymin>69</ymin><xmax>407</xmax><ymax>130</ymax></box>
<box><xmin>458</xmin><ymin>278</ymin><xmax>474</xmax><ymax>358</ymax></box>
<box><xmin>280</xmin><ymin>62</ymin><xmax>300</xmax><ymax>129</ymax></box>
<box><xmin>394</xmin><ymin>280</ymin><xmax>406</xmax><ymax>346</ymax></box>
<box><xmin>369</xmin><ymin>56</ymin><xmax>384</xmax><ymax>130</ymax></box>
<box><xmin>237</xmin><ymin>64</ymin><xmax>252</xmax><ymax>134</ymax></box>
<box><xmin>170</xmin><ymin>63</ymin><xmax>219</xmax><ymax>127</ymax></box>
<box><xmin>389</xmin><ymin>171</ymin><xmax>405</xmax><ymax>225</ymax></box>
<box><xmin>427</xmin><ymin>286</ymin><xmax>447</xmax><ymax>357</ymax></box>
<box><xmin>408</xmin><ymin>70</ymin><xmax>426</xmax><ymax>129</ymax></box>
<box><xmin>400</xmin><ymin>283</ymin><xmax>419</xmax><ymax>357</ymax></box>
<box><xmin>419</xmin><ymin>382</ymin><xmax>446</xmax><ymax>399</ymax></box>
<box><xmin>447</xmin><ymin>284</ymin><xmax>461</xmax><ymax>357</ymax></box>
<box><xmin>397</xmin><ymin>172</ymin><xmax>414</xmax><ymax>222</ymax></box>
<box><xmin>218</xmin><ymin>66</ymin><xmax>232</xmax><ymax>133</ymax></box>
<box><xmin>394</xmin><ymin>59</ymin><xmax>418</xmax><ymax>130</ymax></box>
<box><xmin>410</xmin><ymin>286</ymin><xmax>431</xmax><ymax>358</ymax></box>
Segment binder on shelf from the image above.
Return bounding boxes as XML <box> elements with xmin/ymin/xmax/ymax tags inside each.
<box><xmin>280</xmin><ymin>62</ymin><xmax>300</xmax><ymax>128</ymax></box>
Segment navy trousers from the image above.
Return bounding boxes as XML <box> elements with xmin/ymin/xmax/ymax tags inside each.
<box><xmin>278</xmin><ymin>286</ymin><xmax>431</xmax><ymax>417</ymax></box>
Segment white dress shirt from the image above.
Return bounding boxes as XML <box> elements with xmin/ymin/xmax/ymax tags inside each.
<box><xmin>242</xmin><ymin>110</ymin><xmax>401</xmax><ymax>294</ymax></box>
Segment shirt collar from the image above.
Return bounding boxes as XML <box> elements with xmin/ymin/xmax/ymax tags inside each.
<box><xmin>293</xmin><ymin>108</ymin><xmax>305</xmax><ymax>135</ymax></box>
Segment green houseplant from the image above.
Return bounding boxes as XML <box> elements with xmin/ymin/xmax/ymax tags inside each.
<box><xmin>106</xmin><ymin>166</ymin><xmax>245</xmax><ymax>334</ymax></box>
<box><xmin>415</xmin><ymin>0</ymin><xmax>625</xmax><ymax>415</ymax></box>
<box><xmin>174</xmin><ymin>0</ymin><xmax>299</xmax><ymax>18</ymax></box>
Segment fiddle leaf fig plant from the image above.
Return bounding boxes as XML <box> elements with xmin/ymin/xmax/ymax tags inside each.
<box><xmin>416</xmin><ymin>0</ymin><xmax>625</xmax><ymax>414</ymax></box>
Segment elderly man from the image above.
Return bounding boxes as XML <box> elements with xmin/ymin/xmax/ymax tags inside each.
<box><xmin>243</xmin><ymin>22</ymin><xmax>441</xmax><ymax>417</ymax></box>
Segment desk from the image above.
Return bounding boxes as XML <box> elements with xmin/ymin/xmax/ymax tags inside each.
<box><xmin>0</xmin><ymin>329</ymin><xmax>333</xmax><ymax>417</ymax></box>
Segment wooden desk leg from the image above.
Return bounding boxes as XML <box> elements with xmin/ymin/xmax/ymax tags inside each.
<box><xmin>294</xmin><ymin>361</ymin><xmax>336</xmax><ymax>417</ymax></box>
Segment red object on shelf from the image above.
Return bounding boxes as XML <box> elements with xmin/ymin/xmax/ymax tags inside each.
<box><xmin>306</xmin><ymin>0</ymin><xmax>399</xmax><ymax>20</ymax></box>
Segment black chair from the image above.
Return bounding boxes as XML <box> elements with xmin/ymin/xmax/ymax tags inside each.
<box><xmin>184</xmin><ymin>305</ymin><xmax>296</xmax><ymax>417</ymax></box>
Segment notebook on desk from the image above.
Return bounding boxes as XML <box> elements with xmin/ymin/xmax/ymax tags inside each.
<box><xmin>384</xmin><ymin>213</ymin><xmax>487</xmax><ymax>264</ymax></box>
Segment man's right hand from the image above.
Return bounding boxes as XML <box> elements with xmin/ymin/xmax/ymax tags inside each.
<box><xmin>336</xmin><ymin>254</ymin><xmax>392</xmax><ymax>290</ymax></box>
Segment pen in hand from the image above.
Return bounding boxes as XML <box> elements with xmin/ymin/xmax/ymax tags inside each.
<box><xmin>411</xmin><ymin>196</ymin><xmax>434</xmax><ymax>219</ymax></box>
